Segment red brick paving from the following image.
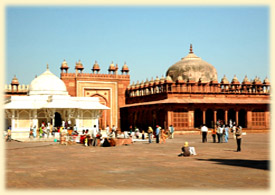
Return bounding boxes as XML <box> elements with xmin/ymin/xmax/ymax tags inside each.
<box><xmin>5</xmin><ymin>133</ymin><xmax>270</xmax><ymax>190</ymax></box>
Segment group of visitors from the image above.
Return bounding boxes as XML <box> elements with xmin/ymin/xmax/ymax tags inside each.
<box><xmin>201</xmin><ymin>122</ymin><xmax>243</xmax><ymax>152</ymax></box>
<box><xmin>79</xmin><ymin>125</ymin><xmax>118</xmax><ymax>147</ymax></box>
<box><xmin>147</xmin><ymin>125</ymin><xmax>174</xmax><ymax>144</ymax></box>
<box><xmin>29</xmin><ymin>121</ymin><xmax>54</xmax><ymax>139</ymax></box>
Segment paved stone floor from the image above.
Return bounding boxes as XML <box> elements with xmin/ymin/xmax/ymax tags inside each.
<box><xmin>4</xmin><ymin>132</ymin><xmax>270</xmax><ymax>190</ymax></box>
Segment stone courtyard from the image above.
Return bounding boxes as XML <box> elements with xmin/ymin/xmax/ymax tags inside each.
<box><xmin>4</xmin><ymin>132</ymin><xmax>270</xmax><ymax>190</ymax></box>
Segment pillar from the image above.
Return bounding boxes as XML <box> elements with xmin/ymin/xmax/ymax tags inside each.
<box><xmin>11</xmin><ymin>110</ymin><xmax>15</xmax><ymax>131</ymax></box>
<box><xmin>214</xmin><ymin>110</ymin><xmax>217</xmax><ymax>126</ymax></box>
<box><xmin>32</xmin><ymin>110</ymin><xmax>38</xmax><ymax>128</ymax></box>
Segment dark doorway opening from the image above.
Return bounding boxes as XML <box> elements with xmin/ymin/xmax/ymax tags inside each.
<box><xmin>206</xmin><ymin>109</ymin><xmax>214</xmax><ymax>128</ymax></box>
<box><xmin>228</xmin><ymin>109</ymin><xmax>236</xmax><ymax>125</ymax></box>
<box><xmin>239</xmin><ymin>109</ymin><xmax>247</xmax><ymax>128</ymax></box>
<box><xmin>217</xmin><ymin>109</ymin><xmax>225</xmax><ymax>125</ymax></box>
<box><xmin>54</xmin><ymin>112</ymin><xmax>62</xmax><ymax>127</ymax></box>
<box><xmin>194</xmin><ymin>109</ymin><xmax>203</xmax><ymax>128</ymax></box>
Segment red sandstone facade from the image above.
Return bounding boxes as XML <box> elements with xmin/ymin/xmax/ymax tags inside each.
<box><xmin>60</xmin><ymin>60</ymin><xmax>130</xmax><ymax>130</ymax></box>
<box><xmin>120</xmin><ymin>75</ymin><xmax>270</xmax><ymax>132</ymax></box>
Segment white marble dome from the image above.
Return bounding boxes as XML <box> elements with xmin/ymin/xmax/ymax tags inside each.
<box><xmin>28</xmin><ymin>66</ymin><xmax>68</xmax><ymax>96</ymax></box>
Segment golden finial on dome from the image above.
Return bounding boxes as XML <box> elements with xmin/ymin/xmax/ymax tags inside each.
<box><xmin>47</xmin><ymin>64</ymin><xmax>49</xmax><ymax>70</ymax></box>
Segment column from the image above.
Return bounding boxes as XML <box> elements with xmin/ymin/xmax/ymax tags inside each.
<box><xmin>32</xmin><ymin>110</ymin><xmax>38</xmax><ymax>128</ymax></box>
<box><xmin>235</xmin><ymin>110</ymin><xmax>239</xmax><ymax>126</ymax></box>
<box><xmin>11</xmin><ymin>110</ymin><xmax>15</xmax><ymax>130</ymax></box>
<box><xmin>225</xmin><ymin>110</ymin><xmax>228</xmax><ymax>125</ymax></box>
<box><xmin>75</xmin><ymin>110</ymin><xmax>80</xmax><ymax>131</ymax></box>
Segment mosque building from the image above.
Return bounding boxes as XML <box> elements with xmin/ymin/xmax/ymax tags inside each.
<box><xmin>5</xmin><ymin>45</ymin><xmax>270</xmax><ymax>137</ymax></box>
<box><xmin>120</xmin><ymin>45</ymin><xmax>270</xmax><ymax>133</ymax></box>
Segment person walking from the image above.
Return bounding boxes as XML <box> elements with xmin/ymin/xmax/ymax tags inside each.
<box><xmin>200</xmin><ymin>124</ymin><xmax>208</xmax><ymax>143</ymax></box>
<box><xmin>169</xmin><ymin>125</ymin><xmax>174</xmax><ymax>139</ymax></box>
<box><xmin>91</xmin><ymin>125</ymin><xmax>98</xmax><ymax>147</ymax></box>
<box><xmin>155</xmin><ymin>125</ymin><xmax>160</xmax><ymax>144</ymax></box>
<box><xmin>6</xmin><ymin>126</ymin><xmax>12</xmax><ymax>142</ymax></box>
<box><xmin>212</xmin><ymin>125</ymin><xmax>217</xmax><ymax>143</ymax></box>
<box><xmin>46</xmin><ymin>123</ymin><xmax>50</xmax><ymax>138</ymax></box>
<box><xmin>33</xmin><ymin>125</ymin><xmax>37</xmax><ymax>138</ymax></box>
<box><xmin>232</xmin><ymin>124</ymin><xmax>237</xmax><ymax>140</ymax></box>
<box><xmin>224</xmin><ymin>124</ymin><xmax>229</xmax><ymax>143</ymax></box>
<box><xmin>147</xmin><ymin>126</ymin><xmax>153</xmax><ymax>143</ymax></box>
<box><xmin>112</xmin><ymin>125</ymin><xmax>117</xmax><ymax>138</ymax></box>
<box><xmin>105</xmin><ymin>125</ymin><xmax>110</xmax><ymax>135</ymax></box>
<box><xmin>159</xmin><ymin>128</ymin><xmax>167</xmax><ymax>144</ymax></box>
<box><xmin>235</xmin><ymin>126</ymin><xmax>242</xmax><ymax>152</ymax></box>
<box><xmin>29</xmin><ymin>126</ymin><xmax>34</xmax><ymax>139</ymax></box>
<box><xmin>218</xmin><ymin>125</ymin><xmax>224</xmax><ymax>143</ymax></box>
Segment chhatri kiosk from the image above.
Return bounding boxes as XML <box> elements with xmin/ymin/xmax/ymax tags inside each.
<box><xmin>4</xmin><ymin>65</ymin><xmax>109</xmax><ymax>139</ymax></box>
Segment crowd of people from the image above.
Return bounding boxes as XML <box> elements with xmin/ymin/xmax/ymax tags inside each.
<box><xmin>5</xmin><ymin>119</ymin><xmax>243</xmax><ymax>152</ymax></box>
<box><xmin>200</xmin><ymin>120</ymin><xmax>243</xmax><ymax>152</ymax></box>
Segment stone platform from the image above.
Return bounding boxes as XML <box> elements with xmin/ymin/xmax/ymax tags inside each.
<box><xmin>4</xmin><ymin>132</ymin><xmax>270</xmax><ymax>191</ymax></box>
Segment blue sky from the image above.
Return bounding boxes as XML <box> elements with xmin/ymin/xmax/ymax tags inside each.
<box><xmin>6</xmin><ymin>6</ymin><xmax>269</xmax><ymax>85</ymax></box>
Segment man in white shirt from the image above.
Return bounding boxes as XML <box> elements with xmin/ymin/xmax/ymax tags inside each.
<box><xmin>112</xmin><ymin>125</ymin><xmax>117</xmax><ymax>138</ymax></box>
<box><xmin>106</xmin><ymin>125</ymin><xmax>110</xmax><ymax>135</ymax></box>
<box><xmin>91</xmin><ymin>125</ymin><xmax>98</xmax><ymax>147</ymax></box>
<box><xmin>201</xmin><ymin>124</ymin><xmax>208</xmax><ymax>143</ymax></box>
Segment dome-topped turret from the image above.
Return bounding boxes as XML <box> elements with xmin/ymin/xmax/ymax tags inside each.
<box><xmin>231</xmin><ymin>75</ymin><xmax>240</xmax><ymax>84</ymax></box>
<box><xmin>263</xmin><ymin>77</ymin><xmax>270</xmax><ymax>85</ymax></box>
<box><xmin>108</xmin><ymin>61</ymin><xmax>116</xmax><ymax>71</ymax></box>
<box><xmin>28</xmin><ymin>65</ymin><xmax>68</xmax><ymax>96</ymax></box>
<box><xmin>92</xmin><ymin>61</ymin><xmax>100</xmax><ymax>73</ymax></box>
<box><xmin>121</xmin><ymin>62</ymin><xmax>129</xmax><ymax>74</ymax></box>
<box><xmin>221</xmin><ymin>75</ymin><xmax>229</xmax><ymax>84</ymax></box>
<box><xmin>61</xmin><ymin>59</ymin><xmax>69</xmax><ymax>69</ymax></box>
<box><xmin>11</xmin><ymin>75</ymin><xmax>19</xmax><ymax>85</ymax></box>
<box><xmin>75</xmin><ymin>60</ymin><xmax>84</xmax><ymax>70</ymax></box>
<box><xmin>166</xmin><ymin>44</ymin><xmax>218</xmax><ymax>82</ymax></box>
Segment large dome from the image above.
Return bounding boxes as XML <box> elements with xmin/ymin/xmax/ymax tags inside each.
<box><xmin>28</xmin><ymin>66</ymin><xmax>68</xmax><ymax>96</ymax></box>
<box><xmin>166</xmin><ymin>45</ymin><xmax>218</xmax><ymax>82</ymax></box>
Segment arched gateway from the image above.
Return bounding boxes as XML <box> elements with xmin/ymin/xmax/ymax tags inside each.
<box><xmin>4</xmin><ymin>66</ymin><xmax>109</xmax><ymax>139</ymax></box>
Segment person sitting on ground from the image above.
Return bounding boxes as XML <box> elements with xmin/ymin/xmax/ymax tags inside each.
<box><xmin>109</xmin><ymin>138</ymin><xmax>116</xmax><ymax>147</ymax></box>
<box><xmin>102</xmin><ymin>138</ymin><xmax>111</xmax><ymax>147</ymax></box>
<box><xmin>178</xmin><ymin>142</ymin><xmax>191</xmax><ymax>157</ymax></box>
<box><xmin>80</xmin><ymin>130</ymin><xmax>86</xmax><ymax>144</ymax></box>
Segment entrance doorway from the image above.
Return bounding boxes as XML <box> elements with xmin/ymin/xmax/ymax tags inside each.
<box><xmin>217</xmin><ymin>109</ymin><xmax>225</xmax><ymax>125</ymax></box>
<box><xmin>206</xmin><ymin>109</ymin><xmax>214</xmax><ymax>128</ymax></box>
<box><xmin>238</xmin><ymin>109</ymin><xmax>247</xmax><ymax>128</ymax></box>
<box><xmin>54</xmin><ymin>112</ymin><xmax>62</xmax><ymax>127</ymax></box>
<box><xmin>194</xmin><ymin>109</ymin><xmax>203</xmax><ymax>128</ymax></box>
<box><xmin>228</xmin><ymin>109</ymin><xmax>236</xmax><ymax>124</ymax></box>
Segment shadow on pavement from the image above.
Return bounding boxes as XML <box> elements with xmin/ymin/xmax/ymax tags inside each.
<box><xmin>196</xmin><ymin>158</ymin><xmax>270</xmax><ymax>170</ymax></box>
